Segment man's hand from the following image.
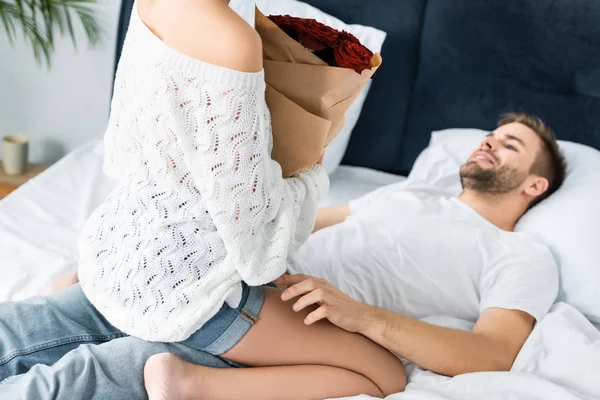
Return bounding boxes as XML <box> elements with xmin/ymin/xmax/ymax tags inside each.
<box><xmin>274</xmin><ymin>273</ymin><xmax>370</xmax><ymax>333</ymax></box>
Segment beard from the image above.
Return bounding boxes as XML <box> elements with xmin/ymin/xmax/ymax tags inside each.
<box><xmin>460</xmin><ymin>161</ymin><xmax>527</xmax><ymax>194</ymax></box>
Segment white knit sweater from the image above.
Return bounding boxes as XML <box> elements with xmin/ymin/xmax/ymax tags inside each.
<box><xmin>78</xmin><ymin>6</ymin><xmax>329</xmax><ymax>342</ymax></box>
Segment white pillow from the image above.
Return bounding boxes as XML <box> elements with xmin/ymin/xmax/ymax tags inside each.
<box><xmin>410</xmin><ymin>128</ymin><xmax>600</xmax><ymax>323</ymax></box>
<box><xmin>230</xmin><ymin>0</ymin><xmax>387</xmax><ymax>174</ymax></box>
<box><xmin>409</xmin><ymin>128</ymin><xmax>488</xmax><ymax>192</ymax></box>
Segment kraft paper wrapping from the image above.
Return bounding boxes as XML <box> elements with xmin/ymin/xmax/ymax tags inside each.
<box><xmin>255</xmin><ymin>8</ymin><xmax>382</xmax><ymax>177</ymax></box>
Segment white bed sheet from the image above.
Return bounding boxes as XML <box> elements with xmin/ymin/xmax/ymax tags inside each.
<box><xmin>0</xmin><ymin>139</ymin><xmax>404</xmax><ymax>301</ymax></box>
<box><xmin>2</xmin><ymin>141</ymin><xmax>599</xmax><ymax>400</ymax></box>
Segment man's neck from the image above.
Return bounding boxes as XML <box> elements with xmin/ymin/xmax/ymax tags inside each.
<box><xmin>457</xmin><ymin>190</ymin><xmax>525</xmax><ymax>231</ymax></box>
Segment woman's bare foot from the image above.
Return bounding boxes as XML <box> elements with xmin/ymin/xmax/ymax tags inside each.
<box><xmin>41</xmin><ymin>271</ymin><xmax>79</xmax><ymax>296</ymax></box>
<box><xmin>144</xmin><ymin>353</ymin><xmax>201</xmax><ymax>400</ymax></box>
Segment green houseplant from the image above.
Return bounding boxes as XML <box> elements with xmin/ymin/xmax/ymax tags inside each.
<box><xmin>0</xmin><ymin>0</ymin><xmax>100</xmax><ymax>67</ymax></box>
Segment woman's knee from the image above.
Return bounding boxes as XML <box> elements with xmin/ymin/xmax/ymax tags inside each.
<box><xmin>349</xmin><ymin>335</ymin><xmax>407</xmax><ymax>396</ymax></box>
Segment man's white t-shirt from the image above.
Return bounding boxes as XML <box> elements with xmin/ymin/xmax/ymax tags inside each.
<box><xmin>289</xmin><ymin>180</ymin><xmax>559</xmax><ymax>323</ymax></box>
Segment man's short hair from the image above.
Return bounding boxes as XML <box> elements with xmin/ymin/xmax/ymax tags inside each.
<box><xmin>497</xmin><ymin>112</ymin><xmax>567</xmax><ymax>208</ymax></box>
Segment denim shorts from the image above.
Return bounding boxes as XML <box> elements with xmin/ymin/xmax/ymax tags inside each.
<box><xmin>0</xmin><ymin>282</ymin><xmax>274</xmax><ymax>398</ymax></box>
<box><xmin>181</xmin><ymin>282</ymin><xmax>272</xmax><ymax>356</ymax></box>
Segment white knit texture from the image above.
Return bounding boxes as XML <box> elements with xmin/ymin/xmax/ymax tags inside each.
<box><xmin>77</xmin><ymin>7</ymin><xmax>329</xmax><ymax>342</ymax></box>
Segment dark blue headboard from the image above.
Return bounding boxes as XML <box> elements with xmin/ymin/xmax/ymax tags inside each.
<box><xmin>115</xmin><ymin>0</ymin><xmax>600</xmax><ymax>176</ymax></box>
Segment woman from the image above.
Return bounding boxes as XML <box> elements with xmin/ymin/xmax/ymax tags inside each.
<box><xmin>44</xmin><ymin>0</ymin><xmax>406</xmax><ymax>398</ymax></box>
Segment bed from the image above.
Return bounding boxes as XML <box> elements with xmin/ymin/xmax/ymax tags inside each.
<box><xmin>3</xmin><ymin>0</ymin><xmax>600</xmax><ymax>399</ymax></box>
<box><xmin>0</xmin><ymin>139</ymin><xmax>403</xmax><ymax>301</ymax></box>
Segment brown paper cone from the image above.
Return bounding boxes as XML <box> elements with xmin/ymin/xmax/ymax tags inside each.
<box><xmin>266</xmin><ymin>85</ymin><xmax>331</xmax><ymax>177</ymax></box>
<box><xmin>264</xmin><ymin>60</ymin><xmax>372</xmax><ymax>143</ymax></box>
<box><xmin>255</xmin><ymin>7</ymin><xmax>383</xmax><ymax>177</ymax></box>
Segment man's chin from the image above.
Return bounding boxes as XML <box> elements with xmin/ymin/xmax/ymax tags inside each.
<box><xmin>463</xmin><ymin>160</ymin><xmax>495</xmax><ymax>172</ymax></box>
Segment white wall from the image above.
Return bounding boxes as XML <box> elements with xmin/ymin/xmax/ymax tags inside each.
<box><xmin>0</xmin><ymin>0</ymin><xmax>122</xmax><ymax>164</ymax></box>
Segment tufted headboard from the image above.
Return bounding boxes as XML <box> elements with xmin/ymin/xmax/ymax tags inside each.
<box><xmin>115</xmin><ymin>0</ymin><xmax>600</xmax><ymax>176</ymax></box>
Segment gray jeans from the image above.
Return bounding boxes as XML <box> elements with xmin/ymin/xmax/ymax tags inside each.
<box><xmin>0</xmin><ymin>284</ymin><xmax>255</xmax><ymax>399</ymax></box>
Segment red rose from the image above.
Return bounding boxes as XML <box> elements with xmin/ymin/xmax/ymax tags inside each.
<box><xmin>333</xmin><ymin>40</ymin><xmax>374</xmax><ymax>74</ymax></box>
<box><xmin>294</xmin><ymin>19</ymin><xmax>340</xmax><ymax>51</ymax></box>
<box><xmin>268</xmin><ymin>15</ymin><xmax>301</xmax><ymax>37</ymax></box>
<box><xmin>339</xmin><ymin>30</ymin><xmax>360</xmax><ymax>45</ymax></box>
<box><xmin>268</xmin><ymin>15</ymin><xmax>292</xmax><ymax>25</ymax></box>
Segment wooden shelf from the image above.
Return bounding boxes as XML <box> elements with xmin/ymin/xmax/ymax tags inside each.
<box><xmin>0</xmin><ymin>163</ymin><xmax>50</xmax><ymax>198</ymax></box>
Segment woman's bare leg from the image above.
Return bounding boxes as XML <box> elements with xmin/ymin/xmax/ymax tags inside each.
<box><xmin>145</xmin><ymin>288</ymin><xmax>406</xmax><ymax>399</ymax></box>
<box><xmin>41</xmin><ymin>272</ymin><xmax>79</xmax><ymax>296</ymax></box>
<box><xmin>145</xmin><ymin>353</ymin><xmax>384</xmax><ymax>400</ymax></box>
<box><xmin>221</xmin><ymin>288</ymin><xmax>406</xmax><ymax>394</ymax></box>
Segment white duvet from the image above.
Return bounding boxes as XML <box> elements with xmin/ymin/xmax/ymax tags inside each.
<box><xmin>2</xmin><ymin>141</ymin><xmax>599</xmax><ymax>400</ymax></box>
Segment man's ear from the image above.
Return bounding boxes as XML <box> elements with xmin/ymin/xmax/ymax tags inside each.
<box><xmin>524</xmin><ymin>176</ymin><xmax>549</xmax><ymax>198</ymax></box>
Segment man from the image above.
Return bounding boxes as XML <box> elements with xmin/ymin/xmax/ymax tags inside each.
<box><xmin>276</xmin><ymin>112</ymin><xmax>566</xmax><ymax>377</ymax></box>
<box><xmin>0</xmin><ymin>112</ymin><xmax>566</xmax><ymax>398</ymax></box>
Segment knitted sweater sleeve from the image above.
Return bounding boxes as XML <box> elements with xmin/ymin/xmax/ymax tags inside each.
<box><xmin>174</xmin><ymin>74</ymin><xmax>329</xmax><ymax>286</ymax></box>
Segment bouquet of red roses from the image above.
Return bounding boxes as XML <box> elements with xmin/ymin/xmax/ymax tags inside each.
<box><xmin>255</xmin><ymin>8</ymin><xmax>382</xmax><ymax>177</ymax></box>
<box><xmin>267</xmin><ymin>14</ymin><xmax>377</xmax><ymax>74</ymax></box>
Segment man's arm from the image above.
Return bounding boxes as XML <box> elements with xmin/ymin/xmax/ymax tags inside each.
<box><xmin>360</xmin><ymin>306</ymin><xmax>533</xmax><ymax>376</ymax></box>
<box><xmin>275</xmin><ymin>274</ymin><xmax>534</xmax><ymax>377</ymax></box>
<box><xmin>313</xmin><ymin>205</ymin><xmax>350</xmax><ymax>233</ymax></box>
